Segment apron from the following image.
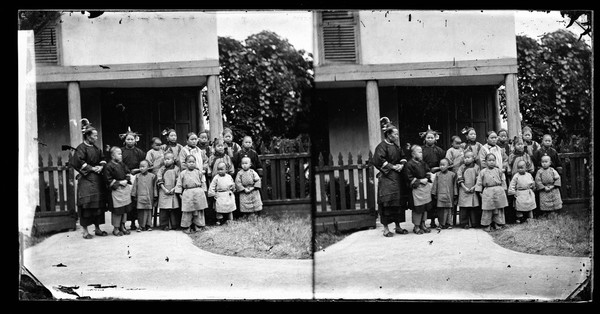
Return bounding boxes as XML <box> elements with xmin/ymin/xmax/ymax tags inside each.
<box><xmin>412</xmin><ymin>181</ymin><xmax>433</xmax><ymax>206</ymax></box>
<box><xmin>215</xmin><ymin>190</ymin><xmax>236</xmax><ymax>213</ymax></box>
<box><xmin>112</xmin><ymin>184</ymin><xmax>133</xmax><ymax>208</ymax></box>
<box><xmin>515</xmin><ymin>189</ymin><xmax>536</xmax><ymax>211</ymax></box>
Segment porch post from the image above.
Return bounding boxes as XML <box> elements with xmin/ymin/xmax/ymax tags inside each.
<box><xmin>504</xmin><ymin>73</ymin><xmax>521</xmax><ymax>138</ymax></box>
<box><xmin>366</xmin><ymin>80</ymin><xmax>381</xmax><ymax>154</ymax></box>
<box><xmin>494</xmin><ymin>86</ymin><xmax>502</xmax><ymax>132</ymax></box>
<box><xmin>198</xmin><ymin>87</ymin><xmax>206</xmax><ymax>132</ymax></box>
<box><xmin>207</xmin><ymin>75</ymin><xmax>223</xmax><ymax>141</ymax></box>
<box><xmin>67</xmin><ymin>82</ymin><xmax>83</xmax><ymax>148</ymax></box>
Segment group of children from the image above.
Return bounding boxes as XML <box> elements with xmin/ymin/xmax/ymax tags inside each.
<box><xmin>403</xmin><ymin>125</ymin><xmax>563</xmax><ymax>235</ymax></box>
<box><xmin>102</xmin><ymin>127</ymin><xmax>264</xmax><ymax>236</ymax></box>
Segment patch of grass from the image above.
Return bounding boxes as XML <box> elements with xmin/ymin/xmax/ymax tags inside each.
<box><xmin>490</xmin><ymin>209</ymin><xmax>592</xmax><ymax>257</ymax></box>
<box><xmin>190</xmin><ymin>214</ymin><xmax>312</xmax><ymax>259</ymax></box>
<box><xmin>314</xmin><ymin>230</ymin><xmax>348</xmax><ymax>252</ymax></box>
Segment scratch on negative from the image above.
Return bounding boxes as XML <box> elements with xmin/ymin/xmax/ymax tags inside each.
<box><xmin>361</xmin><ymin>21</ymin><xmax>366</xmax><ymax>27</ymax></box>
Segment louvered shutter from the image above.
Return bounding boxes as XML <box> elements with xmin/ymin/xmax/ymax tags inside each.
<box><xmin>34</xmin><ymin>25</ymin><xmax>58</xmax><ymax>65</ymax></box>
<box><xmin>321</xmin><ymin>11</ymin><xmax>358</xmax><ymax>63</ymax></box>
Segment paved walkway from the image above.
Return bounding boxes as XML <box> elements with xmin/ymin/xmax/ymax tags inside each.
<box><xmin>23</xmin><ymin>214</ymin><xmax>312</xmax><ymax>300</ymax></box>
<box><xmin>314</xmin><ymin>212</ymin><xmax>591</xmax><ymax>300</ymax></box>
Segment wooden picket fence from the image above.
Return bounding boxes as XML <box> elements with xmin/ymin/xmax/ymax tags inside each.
<box><xmin>558</xmin><ymin>152</ymin><xmax>590</xmax><ymax>209</ymax></box>
<box><xmin>35</xmin><ymin>153</ymin><xmax>77</xmax><ymax>235</ymax></box>
<box><xmin>314</xmin><ymin>151</ymin><xmax>377</xmax><ymax>233</ymax></box>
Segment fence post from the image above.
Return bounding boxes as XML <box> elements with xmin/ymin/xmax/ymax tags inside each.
<box><xmin>66</xmin><ymin>152</ymin><xmax>76</xmax><ymax>218</ymax></box>
<box><xmin>338</xmin><ymin>153</ymin><xmax>347</xmax><ymax>210</ymax></box>
<box><xmin>57</xmin><ymin>155</ymin><xmax>66</xmax><ymax>212</ymax></box>
<box><xmin>357</xmin><ymin>153</ymin><xmax>365</xmax><ymax>209</ymax></box>
<box><xmin>328</xmin><ymin>153</ymin><xmax>337</xmax><ymax>211</ymax></box>
<box><xmin>318</xmin><ymin>153</ymin><xmax>327</xmax><ymax>212</ymax></box>
<box><xmin>38</xmin><ymin>154</ymin><xmax>46</xmax><ymax>212</ymax></box>
<box><xmin>347</xmin><ymin>152</ymin><xmax>356</xmax><ymax>210</ymax></box>
<box><xmin>47</xmin><ymin>153</ymin><xmax>56</xmax><ymax>212</ymax></box>
<box><xmin>365</xmin><ymin>151</ymin><xmax>375</xmax><ymax>209</ymax></box>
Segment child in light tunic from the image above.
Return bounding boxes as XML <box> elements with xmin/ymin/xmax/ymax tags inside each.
<box><xmin>156</xmin><ymin>152</ymin><xmax>181</xmax><ymax>230</ymax></box>
<box><xmin>535</xmin><ymin>155</ymin><xmax>563</xmax><ymax>213</ymax></box>
<box><xmin>209</xmin><ymin>162</ymin><xmax>237</xmax><ymax>224</ymax></box>
<box><xmin>146</xmin><ymin>137</ymin><xmax>165</xmax><ymax>174</ymax></box>
<box><xmin>445</xmin><ymin>135</ymin><xmax>465</xmax><ymax>172</ymax></box>
<box><xmin>508</xmin><ymin>160</ymin><xmax>536</xmax><ymax>223</ymax></box>
<box><xmin>475</xmin><ymin>153</ymin><xmax>508</xmax><ymax>231</ymax></box>
<box><xmin>235</xmin><ymin>157</ymin><xmax>263</xmax><ymax>215</ymax></box>
<box><xmin>179</xmin><ymin>132</ymin><xmax>209</xmax><ymax>173</ymax></box>
<box><xmin>456</xmin><ymin>151</ymin><xmax>481</xmax><ymax>228</ymax></box>
<box><xmin>175</xmin><ymin>155</ymin><xmax>208</xmax><ymax>233</ymax></box>
<box><xmin>131</xmin><ymin>160</ymin><xmax>158</xmax><ymax>231</ymax></box>
<box><xmin>431</xmin><ymin>158</ymin><xmax>457</xmax><ymax>230</ymax></box>
<box><xmin>208</xmin><ymin>138</ymin><xmax>235</xmax><ymax>178</ymax></box>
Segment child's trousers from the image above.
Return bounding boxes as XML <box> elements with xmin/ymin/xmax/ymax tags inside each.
<box><xmin>436</xmin><ymin>207</ymin><xmax>452</xmax><ymax>226</ymax></box>
<box><xmin>459</xmin><ymin>206</ymin><xmax>482</xmax><ymax>227</ymax></box>
<box><xmin>111</xmin><ymin>213</ymin><xmax>128</xmax><ymax>228</ymax></box>
<box><xmin>181</xmin><ymin>210</ymin><xmax>206</xmax><ymax>228</ymax></box>
<box><xmin>159</xmin><ymin>208</ymin><xmax>182</xmax><ymax>229</ymax></box>
<box><xmin>137</xmin><ymin>209</ymin><xmax>152</xmax><ymax>228</ymax></box>
<box><xmin>411</xmin><ymin>211</ymin><xmax>428</xmax><ymax>228</ymax></box>
<box><xmin>481</xmin><ymin>208</ymin><xmax>506</xmax><ymax>226</ymax></box>
<box><xmin>216</xmin><ymin>212</ymin><xmax>234</xmax><ymax>221</ymax></box>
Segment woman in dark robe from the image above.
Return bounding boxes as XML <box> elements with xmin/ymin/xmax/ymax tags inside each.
<box><xmin>372</xmin><ymin>124</ymin><xmax>410</xmax><ymax>237</ymax></box>
<box><xmin>70</xmin><ymin>120</ymin><xmax>109</xmax><ymax>239</ymax></box>
<box><xmin>120</xmin><ymin>130</ymin><xmax>146</xmax><ymax>230</ymax></box>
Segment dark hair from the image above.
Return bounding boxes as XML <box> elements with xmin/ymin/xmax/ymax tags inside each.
<box><xmin>222</xmin><ymin>128</ymin><xmax>233</xmax><ymax>136</ymax></box>
<box><xmin>186</xmin><ymin>132</ymin><xmax>197</xmax><ymax>140</ymax></box>
<box><xmin>83</xmin><ymin>127</ymin><xmax>97</xmax><ymax>141</ymax></box>
<box><xmin>184</xmin><ymin>154</ymin><xmax>196</xmax><ymax>162</ymax></box>
<box><xmin>109</xmin><ymin>146</ymin><xmax>121</xmax><ymax>157</ymax></box>
<box><xmin>410</xmin><ymin>144</ymin><xmax>421</xmax><ymax>154</ymax></box>
<box><xmin>486</xmin><ymin>130</ymin><xmax>497</xmax><ymax>138</ymax></box>
<box><xmin>198</xmin><ymin>129</ymin><xmax>209</xmax><ymax>136</ymax></box>
<box><xmin>383</xmin><ymin>124</ymin><xmax>398</xmax><ymax>138</ymax></box>
<box><xmin>522</xmin><ymin>126</ymin><xmax>533</xmax><ymax>134</ymax></box>
<box><xmin>213</xmin><ymin>137</ymin><xmax>224</xmax><ymax>148</ymax></box>
<box><xmin>139</xmin><ymin>159</ymin><xmax>150</xmax><ymax>167</ymax></box>
<box><xmin>485</xmin><ymin>153</ymin><xmax>496</xmax><ymax>161</ymax></box>
<box><xmin>151</xmin><ymin>137</ymin><xmax>161</xmax><ymax>144</ymax></box>
<box><xmin>440</xmin><ymin>158</ymin><xmax>450</xmax><ymax>165</ymax></box>
<box><xmin>451</xmin><ymin>135</ymin><xmax>461</xmax><ymax>143</ymax></box>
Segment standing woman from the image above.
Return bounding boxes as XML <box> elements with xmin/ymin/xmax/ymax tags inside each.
<box><xmin>70</xmin><ymin>119</ymin><xmax>109</xmax><ymax>239</ymax></box>
<box><xmin>372</xmin><ymin>124</ymin><xmax>410</xmax><ymax>237</ymax></box>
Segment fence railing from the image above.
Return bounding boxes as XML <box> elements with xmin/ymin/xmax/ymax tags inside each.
<box><xmin>259</xmin><ymin>152</ymin><xmax>311</xmax><ymax>207</ymax></box>
<box><xmin>558</xmin><ymin>152</ymin><xmax>590</xmax><ymax>206</ymax></box>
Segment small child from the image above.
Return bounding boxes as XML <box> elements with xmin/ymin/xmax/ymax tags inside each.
<box><xmin>462</xmin><ymin>127</ymin><xmax>483</xmax><ymax>166</ymax></box>
<box><xmin>146</xmin><ymin>137</ymin><xmax>165</xmax><ymax>174</ymax></box>
<box><xmin>421</xmin><ymin>129</ymin><xmax>445</xmax><ymax>228</ymax></box>
<box><xmin>522</xmin><ymin>126</ymin><xmax>540</xmax><ymax>158</ymax></box>
<box><xmin>431</xmin><ymin>158</ymin><xmax>458</xmax><ymax>230</ymax></box>
<box><xmin>478</xmin><ymin>130</ymin><xmax>509</xmax><ymax>172</ymax></box>
<box><xmin>103</xmin><ymin>147</ymin><xmax>133</xmax><ymax>236</ymax></box>
<box><xmin>156</xmin><ymin>152</ymin><xmax>181</xmax><ymax>231</ymax></box>
<box><xmin>496</xmin><ymin>128</ymin><xmax>512</xmax><ymax>158</ymax></box>
<box><xmin>121</xmin><ymin>131</ymin><xmax>146</xmax><ymax>231</ymax></box>
<box><xmin>405</xmin><ymin>145</ymin><xmax>434</xmax><ymax>234</ymax></box>
<box><xmin>533</xmin><ymin>134</ymin><xmax>563</xmax><ymax>174</ymax></box>
<box><xmin>233</xmin><ymin>136</ymin><xmax>263</xmax><ymax>176</ymax></box>
<box><xmin>131</xmin><ymin>160</ymin><xmax>158</xmax><ymax>231</ymax></box>
<box><xmin>456</xmin><ymin>151</ymin><xmax>481</xmax><ymax>229</ymax></box>
<box><xmin>222</xmin><ymin>128</ymin><xmax>242</xmax><ymax>158</ymax></box>
<box><xmin>175</xmin><ymin>155</ymin><xmax>209</xmax><ymax>234</ymax></box>
<box><xmin>235</xmin><ymin>156</ymin><xmax>263</xmax><ymax>216</ymax></box>
<box><xmin>474</xmin><ymin>153</ymin><xmax>508</xmax><ymax>232</ymax></box>
<box><xmin>161</xmin><ymin>129</ymin><xmax>184</xmax><ymax>167</ymax></box>
<box><xmin>506</xmin><ymin>136</ymin><xmax>534</xmax><ymax>224</ymax></box>
<box><xmin>208</xmin><ymin>138</ymin><xmax>235</xmax><ymax>178</ymax></box>
<box><xmin>197</xmin><ymin>130</ymin><xmax>213</xmax><ymax>160</ymax></box>
<box><xmin>208</xmin><ymin>162</ymin><xmax>237</xmax><ymax>225</ymax></box>
<box><xmin>179</xmin><ymin>132</ymin><xmax>209</xmax><ymax>173</ymax></box>
<box><xmin>535</xmin><ymin>155</ymin><xmax>563</xmax><ymax>213</ymax></box>
<box><xmin>508</xmin><ymin>160</ymin><xmax>536</xmax><ymax>223</ymax></box>
<box><xmin>445</xmin><ymin>135</ymin><xmax>464</xmax><ymax>172</ymax></box>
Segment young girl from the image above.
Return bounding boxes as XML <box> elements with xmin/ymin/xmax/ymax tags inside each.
<box><xmin>474</xmin><ymin>154</ymin><xmax>508</xmax><ymax>231</ymax></box>
<box><xmin>103</xmin><ymin>147</ymin><xmax>133</xmax><ymax>236</ymax></box>
<box><xmin>175</xmin><ymin>155</ymin><xmax>209</xmax><ymax>234</ymax></box>
<box><xmin>478</xmin><ymin>131</ymin><xmax>509</xmax><ymax>173</ymax></box>
<box><xmin>233</xmin><ymin>136</ymin><xmax>263</xmax><ymax>175</ymax></box>
<box><xmin>462</xmin><ymin>127</ymin><xmax>483</xmax><ymax>166</ymax></box>
<box><xmin>235</xmin><ymin>156</ymin><xmax>263</xmax><ymax>216</ymax></box>
<box><xmin>496</xmin><ymin>128</ymin><xmax>512</xmax><ymax>158</ymax></box>
<box><xmin>421</xmin><ymin>128</ymin><xmax>445</xmax><ymax>228</ymax></box>
<box><xmin>156</xmin><ymin>152</ymin><xmax>181</xmax><ymax>231</ymax></box>
<box><xmin>445</xmin><ymin>135</ymin><xmax>464</xmax><ymax>172</ymax></box>
<box><xmin>197</xmin><ymin>130</ymin><xmax>213</xmax><ymax>160</ymax></box>
<box><xmin>208</xmin><ymin>138</ymin><xmax>235</xmax><ymax>178</ymax></box>
<box><xmin>405</xmin><ymin>145</ymin><xmax>434</xmax><ymax>234</ymax></box>
<box><xmin>506</xmin><ymin>136</ymin><xmax>534</xmax><ymax>224</ymax></box>
<box><xmin>533</xmin><ymin>134</ymin><xmax>563</xmax><ymax>174</ymax></box>
<box><xmin>522</xmin><ymin>126</ymin><xmax>540</xmax><ymax>158</ymax></box>
<box><xmin>508</xmin><ymin>160</ymin><xmax>536</xmax><ymax>223</ymax></box>
<box><xmin>535</xmin><ymin>155</ymin><xmax>563</xmax><ymax>213</ymax></box>
<box><xmin>179</xmin><ymin>132</ymin><xmax>209</xmax><ymax>174</ymax></box>
<box><xmin>131</xmin><ymin>160</ymin><xmax>158</xmax><ymax>231</ymax></box>
<box><xmin>120</xmin><ymin>130</ymin><xmax>146</xmax><ymax>230</ymax></box>
<box><xmin>222</xmin><ymin>128</ymin><xmax>242</xmax><ymax>158</ymax></box>
<box><xmin>161</xmin><ymin>128</ymin><xmax>184</xmax><ymax>167</ymax></box>
<box><xmin>208</xmin><ymin>162</ymin><xmax>237</xmax><ymax>225</ymax></box>
<box><xmin>456</xmin><ymin>151</ymin><xmax>481</xmax><ymax>229</ymax></box>
<box><xmin>146</xmin><ymin>137</ymin><xmax>165</xmax><ymax>174</ymax></box>
<box><xmin>431</xmin><ymin>158</ymin><xmax>458</xmax><ymax>230</ymax></box>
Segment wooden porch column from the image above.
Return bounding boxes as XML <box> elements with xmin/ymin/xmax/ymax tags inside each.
<box><xmin>18</xmin><ymin>30</ymin><xmax>38</xmax><ymax>238</ymax></box>
<box><xmin>504</xmin><ymin>74</ymin><xmax>521</xmax><ymax>138</ymax></box>
<box><xmin>198</xmin><ymin>87</ymin><xmax>206</xmax><ymax>132</ymax></box>
<box><xmin>207</xmin><ymin>75</ymin><xmax>223</xmax><ymax>141</ymax></box>
<box><xmin>366</xmin><ymin>80</ymin><xmax>381</xmax><ymax>154</ymax></box>
<box><xmin>67</xmin><ymin>82</ymin><xmax>83</xmax><ymax>148</ymax></box>
<box><xmin>494</xmin><ymin>86</ymin><xmax>502</xmax><ymax>132</ymax></box>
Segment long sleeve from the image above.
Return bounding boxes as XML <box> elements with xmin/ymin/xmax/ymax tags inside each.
<box><xmin>174</xmin><ymin>171</ymin><xmax>184</xmax><ymax>194</ymax></box>
<box><xmin>452</xmin><ymin>172</ymin><xmax>458</xmax><ymax>196</ymax></box>
<box><xmin>431</xmin><ymin>175</ymin><xmax>438</xmax><ymax>196</ymax></box>
<box><xmin>535</xmin><ymin>170</ymin><xmax>545</xmax><ymax>190</ymax></box>
<box><xmin>252</xmin><ymin>170</ymin><xmax>261</xmax><ymax>189</ymax></box>
<box><xmin>72</xmin><ymin>145</ymin><xmax>94</xmax><ymax>176</ymax></box>
<box><xmin>103</xmin><ymin>164</ymin><xmax>119</xmax><ymax>190</ymax></box>
<box><xmin>156</xmin><ymin>166</ymin><xmax>165</xmax><ymax>186</ymax></box>
<box><xmin>508</xmin><ymin>175</ymin><xmax>518</xmax><ymax>196</ymax></box>
<box><xmin>152</xmin><ymin>174</ymin><xmax>158</xmax><ymax>197</ymax></box>
<box><xmin>201</xmin><ymin>171</ymin><xmax>208</xmax><ymax>191</ymax></box>
<box><xmin>208</xmin><ymin>176</ymin><xmax>218</xmax><ymax>197</ymax></box>
<box><xmin>131</xmin><ymin>174</ymin><xmax>138</xmax><ymax>197</ymax></box>
<box><xmin>405</xmin><ymin>162</ymin><xmax>418</xmax><ymax>188</ymax></box>
<box><xmin>526</xmin><ymin>154</ymin><xmax>535</xmax><ymax>174</ymax></box>
<box><xmin>372</xmin><ymin>143</ymin><xmax>393</xmax><ymax>175</ymax></box>
<box><xmin>235</xmin><ymin>172</ymin><xmax>244</xmax><ymax>192</ymax></box>
<box><xmin>226</xmin><ymin>155</ymin><xmax>235</xmax><ymax>175</ymax></box>
<box><xmin>474</xmin><ymin>171</ymin><xmax>484</xmax><ymax>193</ymax></box>
<box><xmin>552</xmin><ymin>169</ymin><xmax>562</xmax><ymax>187</ymax></box>
<box><xmin>478</xmin><ymin>145</ymin><xmax>489</xmax><ymax>169</ymax></box>
<box><xmin>501</xmin><ymin>149</ymin><xmax>509</xmax><ymax>172</ymax></box>
<box><xmin>501</xmin><ymin>169</ymin><xmax>507</xmax><ymax>190</ymax></box>
<box><xmin>179</xmin><ymin>147</ymin><xmax>189</xmax><ymax>171</ymax></box>
<box><xmin>456</xmin><ymin>165</ymin><xmax>466</xmax><ymax>185</ymax></box>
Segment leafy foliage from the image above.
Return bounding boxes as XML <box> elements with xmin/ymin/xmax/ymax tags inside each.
<box><xmin>18</xmin><ymin>11</ymin><xmax>61</xmax><ymax>32</ymax></box>
<box><xmin>206</xmin><ymin>31</ymin><xmax>314</xmax><ymax>147</ymax></box>
<box><xmin>499</xmin><ymin>30</ymin><xmax>591</xmax><ymax>151</ymax></box>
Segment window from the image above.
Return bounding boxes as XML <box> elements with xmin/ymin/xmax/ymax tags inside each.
<box><xmin>34</xmin><ymin>24</ymin><xmax>58</xmax><ymax>65</ymax></box>
<box><xmin>320</xmin><ymin>11</ymin><xmax>359</xmax><ymax>64</ymax></box>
